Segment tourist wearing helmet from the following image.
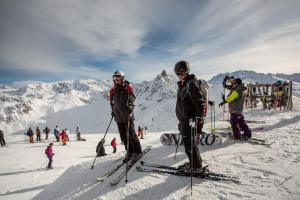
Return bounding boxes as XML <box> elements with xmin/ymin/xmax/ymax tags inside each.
<box><xmin>175</xmin><ymin>60</ymin><xmax>205</xmax><ymax>171</ymax></box>
<box><xmin>109</xmin><ymin>70</ymin><xmax>142</xmax><ymax>159</ymax></box>
<box><xmin>219</xmin><ymin>78</ymin><xmax>252</xmax><ymax>139</ymax></box>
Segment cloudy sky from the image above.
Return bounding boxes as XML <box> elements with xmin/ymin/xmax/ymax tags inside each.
<box><xmin>0</xmin><ymin>0</ymin><xmax>299</xmax><ymax>83</ymax></box>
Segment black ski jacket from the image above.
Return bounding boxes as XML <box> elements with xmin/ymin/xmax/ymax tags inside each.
<box><xmin>27</xmin><ymin>129</ymin><xmax>34</xmax><ymax>136</ymax></box>
<box><xmin>176</xmin><ymin>74</ymin><xmax>205</xmax><ymax>123</ymax></box>
<box><xmin>110</xmin><ymin>81</ymin><xmax>135</xmax><ymax>123</ymax></box>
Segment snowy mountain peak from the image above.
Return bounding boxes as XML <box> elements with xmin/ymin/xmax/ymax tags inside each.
<box><xmin>208</xmin><ymin>70</ymin><xmax>278</xmax><ymax>84</ymax></box>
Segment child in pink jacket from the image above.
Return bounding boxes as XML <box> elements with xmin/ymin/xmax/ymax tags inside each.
<box><xmin>45</xmin><ymin>143</ymin><xmax>54</xmax><ymax>169</ymax></box>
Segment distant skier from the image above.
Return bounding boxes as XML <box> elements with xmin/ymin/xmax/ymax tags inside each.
<box><xmin>96</xmin><ymin>139</ymin><xmax>107</xmax><ymax>157</ymax></box>
<box><xmin>109</xmin><ymin>70</ymin><xmax>142</xmax><ymax>160</ymax></box>
<box><xmin>54</xmin><ymin>125</ymin><xmax>60</xmax><ymax>142</ymax></box>
<box><xmin>36</xmin><ymin>127</ymin><xmax>41</xmax><ymax>142</ymax></box>
<box><xmin>27</xmin><ymin>127</ymin><xmax>34</xmax><ymax>143</ymax></box>
<box><xmin>111</xmin><ymin>137</ymin><xmax>117</xmax><ymax>153</ymax></box>
<box><xmin>45</xmin><ymin>143</ymin><xmax>54</xmax><ymax>169</ymax></box>
<box><xmin>59</xmin><ymin>129</ymin><xmax>67</xmax><ymax>145</ymax></box>
<box><xmin>75</xmin><ymin>126</ymin><xmax>81</xmax><ymax>141</ymax></box>
<box><xmin>65</xmin><ymin>128</ymin><xmax>70</xmax><ymax>141</ymax></box>
<box><xmin>219</xmin><ymin>78</ymin><xmax>252</xmax><ymax>139</ymax></box>
<box><xmin>137</xmin><ymin>126</ymin><xmax>143</xmax><ymax>138</ymax></box>
<box><xmin>0</xmin><ymin>130</ymin><xmax>6</xmax><ymax>147</ymax></box>
<box><xmin>174</xmin><ymin>60</ymin><xmax>204</xmax><ymax>172</ymax></box>
<box><xmin>43</xmin><ymin>126</ymin><xmax>50</xmax><ymax>140</ymax></box>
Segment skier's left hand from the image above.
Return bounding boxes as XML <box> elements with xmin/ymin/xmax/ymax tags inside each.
<box><xmin>126</xmin><ymin>106</ymin><xmax>133</xmax><ymax>115</ymax></box>
<box><xmin>219</xmin><ymin>102</ymin><xmax>225</xmax><ymax>107</ymax></box>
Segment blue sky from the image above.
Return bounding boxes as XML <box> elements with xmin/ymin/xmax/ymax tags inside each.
<box><xmin>0</xmin><ymin>0</ymin><xmax>300</xmax><ymax>84</ymax></box>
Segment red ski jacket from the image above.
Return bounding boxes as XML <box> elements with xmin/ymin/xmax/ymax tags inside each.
<box><xmin>111</xmin><ymin>139</ymin><xmax>117</xmax><ymax>148</ymax></box>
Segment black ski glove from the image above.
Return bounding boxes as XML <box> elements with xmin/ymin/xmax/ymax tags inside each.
<box><xmin>126</xmin><ymin>106</ymin><xmax>134</xmax><ymax>115</ymax></box>
<box><xmin>111</xmin><ymin>111</ymin><xmax>115</xmax><ymax>117</ymax></box>
<box><xmin>208</xmin><ymin>101</ymin><xmax>214</xmax><ymax>106</ymax></box>
<box><xmin>219</xmin><ymin>102</ymin><xmax>225</xmax><ymax>107</ymax></box>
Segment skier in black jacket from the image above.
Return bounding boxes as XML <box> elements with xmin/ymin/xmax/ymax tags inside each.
<box><xmin>109</xmin><ymin>70</ymin><xmax>142</xmax><ymax>158</ymax></box>
<box><xmin>0</xmin><ymin>130</ymin><xmax>6</xmax><ymax>147</ymax></box>
<box><xmin>175</xmin><ymin>61</ymin><xmax>205</xmax><ymax>171</ymax></box>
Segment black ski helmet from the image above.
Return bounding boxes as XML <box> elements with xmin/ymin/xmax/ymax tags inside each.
<box><xmin>233</xmin><ymin>78</ymin><xmax>242</xmax><ymax>85</ymax></box>
<box><xmin>112</xmin><ymin>70</ymin><xmax>125</xmax><ymax>79</ymax></box>
<box><xmin>174</xmin><ymin>60</ymin><xmax>190</xmax><ymax>74</ymax></box>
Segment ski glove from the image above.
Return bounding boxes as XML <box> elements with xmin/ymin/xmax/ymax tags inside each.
<box><xmin>219</xmin><ymin>101</ymin><xmax>225</xmax><ymax>107</ymax></box>
<box><xmin>126</xmin><ymin>106</ymin><xmax>134</xmax><ymax>115</ymax></box>
<box><xmin>111</xmin><ymin>111</ymin><xmax>115</xmax><ymax>117</ymax></box>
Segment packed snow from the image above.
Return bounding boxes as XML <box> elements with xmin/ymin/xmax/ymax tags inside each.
<box><xmin>0</xmin><ymin>71</ymin><xmax>300</xmax><ymax>200</ymax></box>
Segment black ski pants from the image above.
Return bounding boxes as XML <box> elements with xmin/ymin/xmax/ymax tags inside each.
<box><xmin>117</xmin><ymin>119</ymin><xmax>142</xmax><ymax>154</ymax></box>
<box><xmin>179</xmin><ymin>120</ymin><xmax>203</xmax><ymax>169</ymax></box>
<box><xmin>0</xmin><ymin>135</ymin><xmax>5</xmax><ymax>146</ymax></box>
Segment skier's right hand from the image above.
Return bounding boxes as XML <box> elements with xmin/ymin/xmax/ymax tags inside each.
<box><xmin>219</xmin><ymin>102</ymin><xmax>225</xmax><ymax>107</ymax></box>
<box><xmin>111</xmin><ymin>111</ymin><xmax>115</xmax><ymax>117</ymax></box>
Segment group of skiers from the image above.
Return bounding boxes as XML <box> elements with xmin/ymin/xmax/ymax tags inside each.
<box><xmin>25</xmin><ymin>126</ymin><xmax>51</xmax><ymax>143</ymax></box>
<box><xmin>25</xmin><ymin>126</ymin><xmax>84</xmax><ymax>145</ymax></box>
<box><xmin>106</xmin><ymin>60</ymin><xmax>251</xmax><ymax>173</ymax></box>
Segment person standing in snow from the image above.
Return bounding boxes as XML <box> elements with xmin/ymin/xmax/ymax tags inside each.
<box><xmin>75</xmin><ymin>126</ymin><xmax>81</xmax><ymax>141</ymax></box>
<box><xmin>27</xmin><ymin>127</ymin><xmax>34</xmax><ymax>143</ymax></box>
<box><xmin>60</xmin><ymin>129</ymin><xmax>67</xmax><ymax>145</ymax></box>
<box><xmin>0</xmin><ymin>130</ymin><xmax>6</xmax><ymax>147</ymax></box>
<box><xmin>65</xmin><ymin>128</ymin><xmax>70</xmax><ymax>141</ymax></box>
<box><xmin>36</xmin><ymin>127</ymin><xmax>41</xmax><ymax>142</ymax></box>
<box><xmin>45</xmin><ymin>143</ymin><xmax>54</xmax><ymax>169</ymax></box>
<box><xmin>111</xmin><ymin>137</ymin><xmax>117</xmax><ymax>153</ymax></box>
<box><xmin>110</xmin><ymin>70</ymin><xmax>142</xmax><ymax>159</ymax></box>
<box><xmin>43</xmin><ymin>126</ymin><xmax>50</xmax><ymax>140</ymax></box>
<box><xmin>219</xmin><ymin>78</ymin><xmax>252</xmax><ymax>139</ymax></box>
<box><xmin>54</xmin><ymin>125</ymin><xmax>60</xmax><ymax>142</ymax></box>
<box><xmin>174</xmin><ymin>60</ymin><xmax>204</xmax><ymax>171</ymax></box>
<box><xmin>137</xmin><ymin>126</ymin><xmax>142</xmax><ymax>137</ymax></box>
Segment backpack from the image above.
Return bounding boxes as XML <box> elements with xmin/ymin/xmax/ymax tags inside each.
<box><xmin>45</xmin><ymin>147</ymin><xmax>50</xmax><ymax>155</ymax></box>
<box><xmin>186</xmin><ymin>78</ymin><xmax>209</xmax><ymax>117</ymax></box>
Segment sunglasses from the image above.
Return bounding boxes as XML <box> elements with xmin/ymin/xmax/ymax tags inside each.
<box><xmin>175</xmin><ymin>71</ymin><xmax>185</xmax><ymax>76</ymax></box>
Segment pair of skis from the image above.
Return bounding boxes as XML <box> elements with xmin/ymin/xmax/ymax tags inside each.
<box><xmin>136</xmin><ymin>161</ymin><xmax>240</xmax><ymax>184</ymax></box>
<box><xmin>96</xmin><ymin>146</ymin><xmax>151</xmax><ymax>185</ymax></box>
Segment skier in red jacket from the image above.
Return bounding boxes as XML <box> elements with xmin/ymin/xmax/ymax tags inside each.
<box><xmin>59</xmin><ymin>130</ymin><xmax>67</xmax><ymax>145</ymax></box>
<box><xmin>111</xmin><ymin>137</ymin><xmax>117</xmax><ymax>153</ymax></box>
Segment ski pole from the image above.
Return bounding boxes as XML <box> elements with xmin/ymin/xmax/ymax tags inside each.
<box><xmin>125</xmin><ymin>117</ymin><xmax>131</xmax><ymax>183</ymax></box>
<box><xmin>90</xmin><ymin>116</ymin><xmax>114</xmax><ymax>170</ymax></box>
<box><xmin>213</xmin><ymin>102</ymin><xmax>216</xmax><ymax>133</ymax></box>
<box><xmin>173</xmin><ymin>133</ymin><xmax>180</xmax><ymax>160</ymax></box>
<box><xmin>189</xmin><ymin>118</ymin><xmax>196</xmax><ymax>196</ymax></box>
<box><xmin>40</xmin><ymin>160</ymin><xmax>48</xmax><ymax>169</ymax></box>
<box><xmin>210</xmin><ymin>103</ymin><xmax>213</xmax><ymax>133</ymax></box>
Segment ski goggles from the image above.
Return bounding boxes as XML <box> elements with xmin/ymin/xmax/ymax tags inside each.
<box><xmin>113</xmin><ymin>76</ymin><xmax>123</xmax><ymax>81</ymax></box>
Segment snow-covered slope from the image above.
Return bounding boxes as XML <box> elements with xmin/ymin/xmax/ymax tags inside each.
<box><xmin>0</xmin><ymin>99</ymin><xmax>300</xmax><ymax>200</ymax></box>
<box><xmin>0</xmin><ymin>80</ymin><xmax>112</xmax><ymax>134</ymax></box>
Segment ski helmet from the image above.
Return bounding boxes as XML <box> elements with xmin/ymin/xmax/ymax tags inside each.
<box><xmin>233</xmin><ymin>78</ymin><xmax>242</xmax><ymax>85</ymax></box>
<box><xmin>112</xmin><ymin>70</ymin><xmax>125</xmax><ymax>79</ymax></box>
<box><xmin>174</xmin><ymin>60</ymin><xmax>190</xmax><ymax>75</ymax></box>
